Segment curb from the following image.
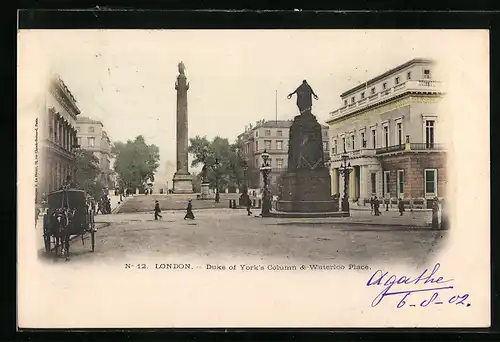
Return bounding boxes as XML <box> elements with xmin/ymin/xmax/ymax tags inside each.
<box><xmin>271</xmin><ymin>220</ymin><xmax>434</xmax><ymax>228</ymax></box>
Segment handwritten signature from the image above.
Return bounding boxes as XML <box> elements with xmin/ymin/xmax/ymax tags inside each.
<box><xmin>366</xmin><ymin>263</ymin><xmax>470</xmax><ymax>308</ymax></box>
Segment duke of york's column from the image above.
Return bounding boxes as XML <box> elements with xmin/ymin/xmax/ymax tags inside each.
<box><xmin>172</xmin><ymin>61</ymin><xmax>194</xmax><ymax>194</ymax></box>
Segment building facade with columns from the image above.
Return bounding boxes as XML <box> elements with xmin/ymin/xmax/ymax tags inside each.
<box><xmin>76</xmin><ymin>116</ymin><xmax>114</xmax><ymax>189</ymax></box>
<box><xmin>238</xmin><ymin>119</ymin><xmax>330</xmax><ymax>192</ymax></box>
<box><xmin>39</xmin><ymin>74</ymin><xmax>80</xmax><ymax>200</ymax></box>
<box><xmin>326</xmin><ymin>58</ymin><xmax>446</xmax><ymax>204</ymax></box>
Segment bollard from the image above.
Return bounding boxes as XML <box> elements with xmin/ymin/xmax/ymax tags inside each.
<box><xmin>258</xmin><ymin>199</ymin><xmax>262</xmax><ymax>208</ymax></box>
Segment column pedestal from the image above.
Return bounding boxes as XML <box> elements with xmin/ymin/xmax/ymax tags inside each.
<box><xmin>172</xmin><ymin>173</ymin><xmax>194</xmax><ymax>194</ymax></box>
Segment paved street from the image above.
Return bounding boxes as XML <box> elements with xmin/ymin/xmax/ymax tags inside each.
<box><xmin>38</xmin><ymin>202</ymin><xmax>446</xmax><ymax>266</ymax></box>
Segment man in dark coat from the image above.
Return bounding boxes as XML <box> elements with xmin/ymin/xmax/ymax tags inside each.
<box><xmin>154</xmin><ymin>200</ymin><xmax>162</xmax><ymax>220</ymax></box>
<box><xmin>398</xmin><ymin>198</ymin><xmax>405</xmax><ymax>216</ymax></box>
<box><xmin>184</xmin><ymin>199</ymin><xmax>195</xmax><ymax>220</ymax></box>
<box><xmin>373</xmin><ymin>196</ymin><xmax>380</xmax><ymax>216</ymax></box>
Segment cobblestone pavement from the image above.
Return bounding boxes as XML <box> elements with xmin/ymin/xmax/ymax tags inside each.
<box><xmin>39</xmin><ymin>208</ymin><xmax>447</xmax><ymax>266</ymax></box>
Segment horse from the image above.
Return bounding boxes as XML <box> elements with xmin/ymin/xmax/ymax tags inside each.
<box><xmin>49</xmin><ymin>207</ymin><xmax>75</xmax><ymax>261</ymax></box>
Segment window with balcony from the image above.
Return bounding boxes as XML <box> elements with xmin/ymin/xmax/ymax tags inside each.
<box><xmin>88</xmin><ymin>126</ymin><xmax>95</xmax><ymax>133</ymax></box>
<box><xmin>395</xmin><ymin>76</ymin><xmax>400</xmax><ymax>84</ymax></box>
<box><xmin>424</xmin><ymin>169</ymin><xmax>438</xmax><ymax>197</ymax></box>
<box><xmin>361</xmin><ymin>132</ymin><xmax>366</xmax><ymax>148</ymax></box>
<box><xmin>397</xmin><ymin>122</ymin><xmax>403</xmax><ymax>145</ymax></box>
<box><xmin>351</xmin><ymin>96</ymin><xmax>355</xmax><ymax>104</ymax></box>
<box><xmin>371</xmin><ymin>173</ymin><xmax>377</xmax><ymax>194</ymax></box>
<box><xmin>383</xmin><ymin>171</ymin><xmax>390</xmax><ymax>196</ymax></box>
<box><xmin>371</xmin><ymin>87</ymin><xmax>376</xmax><ymax>94</ymax></box>
<box><xmin>425</xmin><ymin>120</ymin><xmax>435</xmax><ymax>148</ymax></box>
<box><xmin>424</xmin><ymin>69</ymin><xmax>431</xmax><ymax>79</ymax></box>
<box><xmin>383</xmin><ymin>126</ymin><xmax>389</xmax><ymax>147</ymax></box>
<box><xmin>397</xmin><ymin>170</ymin><xmax>404</xmax><ymax>198</ymax></box>
<box><xmin>276</xmin><ymin>158</ymin><xmax>284</xmax><ymax>169</ymax></box>
<box><xmin>342</xmin><ymin>137</ymin><xmax>346</xmax><ymax>152</ymax></box>
<box><xmin>265</xmin><ymin>129</ymin><xmax>271</xmax><ymax>136</ymax></box>
<box><xmin>361</xmin><ymin>92</ymin><xmax>365</xmax><ymax>99</ymax></box>
<box><xmin>277</xmin><ymin>130</ymin><xmax>283</xmax><ymax>136</ymax></box>
<box><xmin>264</xmin><ymin>140</ymin><xmax>271</xmax><ymax>150</ymax></box>
<box><xmin>407</xmin><ymin>71</ymin><xmax>412</xmax><ymax>80</ymax></box>
<box><xmin>88</xmin><ymin>137</ymin><xmax>95</xmax><ymax>147</ymax></box>
<box><xmin>351</xmin><ymin>135</ymin><xmax>355</xmax><ymax>150</ymax></box>
<box><xmin>333</xmin><ymin>139</ymin><xmax>337</xmax><ymax>155</ymax></box>
<box><xmin>372</xmin><ymin>129</ymin><xmax>376</xmax><ymax>148</ymax></box>
<box><xmin>276</xmin><ymin>140</ymin><xmax>283</xmax><ymax>150</ymax></box>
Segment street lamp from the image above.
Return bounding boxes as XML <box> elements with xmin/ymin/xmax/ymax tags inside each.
<box><xmin>214</xmin><ymin>157</ymin><xmax>220</xmax><ymax>203</ymax></box>
<box><xmin>339</xmin><ymin>148</ymin><xmax>353</xmax><ymax>213</ymax></box>
<box><xmin>242</xmin><ymin>160</ymin><xmax>248</xmax><ymax>194</ymax></box>
<box><xmin>260</xmin><ymin>150</ymin><xmax>272</xmax><ymax>216</ymax></box>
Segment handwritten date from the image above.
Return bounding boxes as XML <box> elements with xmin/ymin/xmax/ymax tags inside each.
<box><xmin>366</xmin><ymin>263</ymin><xmax>471</xmax><ymax>309</ymax></box>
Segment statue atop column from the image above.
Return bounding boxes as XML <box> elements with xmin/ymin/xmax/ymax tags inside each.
<box><xmin>287</xmin><ymin>80</ymin><xmax>319</xmax><ymax>115</ymax></box>
<box><xmin>178</xmin><ymin>61</ymin><xmax>186</xmax><ymax>76</ymax></box>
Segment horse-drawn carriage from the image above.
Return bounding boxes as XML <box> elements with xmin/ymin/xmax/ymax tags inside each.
<box><xmin>42</xmin><ymin>188</ymin><xmax>96</xmax><ymax>260</ymax></box>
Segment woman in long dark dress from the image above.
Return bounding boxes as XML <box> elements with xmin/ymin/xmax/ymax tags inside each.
<box><xmin>184</xmin><ymin>199</ymin><xmax>195</xmax><ymax>220</ymax></box>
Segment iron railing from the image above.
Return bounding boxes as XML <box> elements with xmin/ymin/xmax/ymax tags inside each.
<box><xmin>375</xmin><ymin>144</ymin><xmax>405</xmax><ymax>155</ymax></box>
<box><xmin>410</xmin><ymin>143</ymin><xmax>444</xmax><ymax>150</ymax></box>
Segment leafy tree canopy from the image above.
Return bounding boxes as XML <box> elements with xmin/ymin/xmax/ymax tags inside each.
<box><xmin>112</xmin><ymin>135</ymin><xmax>160</xmax><ymax>190</ymax></box>
<box><xmin>188</xmin><ymin>135</ymin><xmax>248</xmax><ymax>191</ymax></box>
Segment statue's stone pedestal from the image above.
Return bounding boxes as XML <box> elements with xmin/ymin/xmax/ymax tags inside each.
<box><xmin>274</xmin><ymin>112</ymin><xmax>342</xmax><ymax>216</ymax></box>
<box><xmin>172</xmin><ymin>173</ymin><xmax>193</xmax><ymax>194</ymax></box>
<box><xmin>199</xmin><ymin>182</ymin><xmax>210</xmax><ymax>200</ymax></box>
<box><xmin>277</xmin><ymin>169</ymin><xmax>339</xmax><ymax>213</ymax></box>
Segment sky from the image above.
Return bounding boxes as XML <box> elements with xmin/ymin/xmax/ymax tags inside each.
<box><xmin>18</xmin><ymin>29</ymin><xmax>488</xmax><ymax>182</ymax></box>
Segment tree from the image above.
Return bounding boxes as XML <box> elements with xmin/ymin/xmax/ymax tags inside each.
<box><xmin>112</xmin><ymin>135</ymin><xmax>160</xmax><ymax>192</ymax></box>
<box><xmin>74</xmin><ymin>149</ymin><xmax>105</xmax><ymax>198</ymax></box>
<box><xmin>188</xmin><ymin>135</ymin><xmax>249</xmax><ymax>192</ymax></box>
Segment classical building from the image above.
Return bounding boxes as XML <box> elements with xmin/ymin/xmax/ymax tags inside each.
<box><xmin>238</xmin><ymin>119</ymin><xmax>330</xmax><ymax>191</ymax></box>
<box><xmin>326</xmin><ymin>58</ymin><xmax>446</xmax><ymax>205</ymax></box>
<box><xmin>39</xmin><ymin>73</ymin><xmax>80</xmax><ymax>200</ymax></box>
<box><xmin>76</xmin><ymin>116</ymin><xmax>114</xmax><ymax>189</ymax></box>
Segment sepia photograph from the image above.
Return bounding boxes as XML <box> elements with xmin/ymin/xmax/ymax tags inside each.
<box><xmin>17</xmin><ymin>29</ymin><xmax>490</xmax><ymax>328</ymax></box>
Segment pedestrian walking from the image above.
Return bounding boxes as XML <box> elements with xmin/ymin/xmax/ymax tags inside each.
<box><xmin>154</xmin><ymin>200</ymin><xmax>162</xmax><ymax>220</ymax></box>
<box><xmin>370</xmin><ymin>196</ymin><xmax>374</xmax><ymax>215</ymax></box>
<box><xmin>374</xmin><ymin>196</ymin><xmax>381</xmax><ymax>216</ymax></box>
<box><xmin>184</xmin><ymin>199</ymin><xmax>195</xmax><ymax>220</ymax></box>
<box><xmin>246</xmin><ymin>194</ymin><xmax>252</xmax><ymax>216</ymax></box>
<box><xmin>398</xmin><ymin>198</ymin><xmax>405</xmax><ymax>216</ymax></box>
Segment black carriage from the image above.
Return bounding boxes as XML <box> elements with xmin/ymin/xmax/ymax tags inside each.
<box><xmin>42</xmin><ymin>189</ymin><xmax>96</xmax><ymax>259</ymax></box>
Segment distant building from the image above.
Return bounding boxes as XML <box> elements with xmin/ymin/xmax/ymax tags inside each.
<box><xmin>238</xmin><ymin>119</ymin><xmax>330</xmax><ymax>190</ymax></box>
<box><xmin>76</xmin><ymin>116</ymin><xmax>113</xmax><ymax>189</ymax></box>
<box><xmin>39</xmin><ymin>73</ymin><xmax>81</xmax><ymax>199</ymax></box>
<box><xmin>326</xmin><ymin>58</ymin><xmax>446</xmax><ymax>203</ymax></box>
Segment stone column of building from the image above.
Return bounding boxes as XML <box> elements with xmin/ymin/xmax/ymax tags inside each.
<box><xmin>172</xmin><ymin>62</ymin><xmax>193</xmax><ymax>193</ymax></box>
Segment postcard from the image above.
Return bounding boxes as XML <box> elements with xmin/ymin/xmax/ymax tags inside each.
<box><xmin>17</xmin><ymin>29</ymin><xmax>490</xmax><ymax>328</ymax></box>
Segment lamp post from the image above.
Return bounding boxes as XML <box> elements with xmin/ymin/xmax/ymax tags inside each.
<box><xmin>214</xmin><ymin>157</ymin><xmax>220</xmax><ymax>203</ymax></box>
<box><xmin>339</xmin><ymin>148</ymin><xmax>353</xmax><ymax>213</ymax></box>
<box><xmin>260</xmin><ymin>150</ymin><xmax>272</xmax><ymax>216</ymax></box>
